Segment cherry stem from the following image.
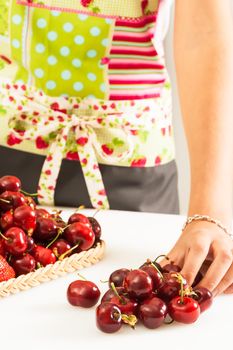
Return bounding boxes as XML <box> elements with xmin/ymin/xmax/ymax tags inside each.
<box><xmin>93</xmin><ymin>208</ymin><xmax>101</xmax><ymax>218</ymax></box>
<box><xmin>151</xmin><ymin>262</ymin><xmax>164</xmax><ymax>280</ymax></box>
<box><xmin>164</xmin><ymin>318</ymin><xmax>174</xmax><ymax>325</ymax></box>
<box><xmin>153</xmin><ymin>254</ymin><xmax>170</xmax><ymax>264</ymax></box>
<box><xmin>46</xmin><ymin>228</ymin><xmax>63</xmax><ymax>249</ymax></box>
<box><xmin>58</xmin><ymin>241</ymin><xmax>80</xmax><ymax>261</ymax></box>
<box><xmin>121</xmin><ymin>314</ymin><xmax>137</xmax><ymax>329</ymax></box>
<box><xmin>75</xmin><ymin>205</ymin><xmax>85</xmax><ymax>212</ymax></box>
<box><xmin>0</xmin><ymin>198</ymin><xmax>11</xmax><ymax>204</ymax></box>
<box><xmin>0</xmin><ymin>231</ymin><xmax>9</xmax><ymax>241</ymax></box>
<box><xmin>174</xmin><ymin>273</ymin><xmax>185</xmax><ymax>304</ymax></box>
<box><xmin>77</xmin><ymin>273</ymin><xmax>87</xmax><ymax>281</ymax></box>
<box><xmin>110</xmin><ymin>282</ymin><xmax>124</xmax><ymax>303</ymax></box>
<box><xmin>20</xmin><ymin>189</ymin><xmax>38</xmax><ymax>197</ymax></box>
<box><xmin>37</xmin><ymin>262</ymin><xmax>42</xmax><ymax>269</ymax></box>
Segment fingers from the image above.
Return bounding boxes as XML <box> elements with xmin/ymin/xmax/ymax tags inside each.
<box><xmin>212</xmin><ymin>261</ymin><xmax>233</xmax><ymax>296</ymax></box>
<box><xmin>158</xmin><ymin>247</ymin><xmax>185</xmax><ymax>270</ymax></box>
<box><xmin>180</xmin><ymin>241</ymin><xmax>209</xmax><ymax>286</ymax></box>
<box><xmin>197</xmin><ymin>242</ymin><xmax>233</xmax><ymax>292</ymax></box>
<box><xmin>224</xmin><ymin>283</ymin><xmax>233</xmax><ymax>294</ymax></box>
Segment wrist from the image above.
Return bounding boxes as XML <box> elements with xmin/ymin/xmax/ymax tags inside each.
<box><xmin>182</xmin><ymin>214</ymin><xmax>233</xmax><ymax>238</ymax></box>
<box><xmin>188</xmin><ymin>189</ymin><xmax>233</xmax><ymax>229</ymax></box>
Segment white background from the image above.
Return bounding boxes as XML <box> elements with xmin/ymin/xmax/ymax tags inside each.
<box><xmin>164</xmin><ymin>1</ymin><xmax>233</xmax><ymax>214</ymax></box>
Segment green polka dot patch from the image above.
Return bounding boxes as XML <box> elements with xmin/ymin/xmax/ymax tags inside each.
<box><xmin>10</xmin><ymin>4</ymin><xmax>114</xmax><ymax>98</ymax></box>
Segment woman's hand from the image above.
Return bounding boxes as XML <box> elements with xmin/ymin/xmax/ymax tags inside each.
<box><xmin>160</xmin><ymin>221</ymin><xmax>233</xmax><ymax>296</ymax></box>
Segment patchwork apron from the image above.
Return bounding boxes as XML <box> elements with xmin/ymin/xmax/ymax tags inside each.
<box><xmin>0</xmin><ymin>0</ymin><xmax>179</xmax><ymax>213</ymax></box>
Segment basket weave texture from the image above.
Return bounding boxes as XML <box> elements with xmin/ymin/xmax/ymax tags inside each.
<box><xmin>0</xmin><ymin>240</ymin><xmax>105</xmax><ymax>298</ymax></box>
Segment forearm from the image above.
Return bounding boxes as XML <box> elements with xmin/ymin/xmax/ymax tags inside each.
<box><xmin>174</xmin><ymin>1</ymin><xmax>233</xmax><ymax>227</ymax></box>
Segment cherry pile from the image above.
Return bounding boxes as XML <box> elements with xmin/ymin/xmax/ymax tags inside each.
<box><xmin>67</xmin><ymin>257</ymin><xmax>213</xmax><ymax>333</ymax></box>
<box><xmin>0</xmin><ymin>175</ymin><xmax>102</xmax><ymax>282</ymax></box>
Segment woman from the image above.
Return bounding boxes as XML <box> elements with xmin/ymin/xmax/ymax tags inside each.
<box><xmin>0</xmin><ymin>0</ymin><xmax>233</xmax><ymax>296</ymax></box>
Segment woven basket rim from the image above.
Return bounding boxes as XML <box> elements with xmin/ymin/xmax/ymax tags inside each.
<box><xmin>0</xmin><ymin>239</ymin><xmax>105</xmax><ymax>298</ymax></box>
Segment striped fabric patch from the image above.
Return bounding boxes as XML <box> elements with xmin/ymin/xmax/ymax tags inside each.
<box><xmin>108</xmin><ymin>14</ymin><xmax>166</xmax><ymax>101</ymax></box>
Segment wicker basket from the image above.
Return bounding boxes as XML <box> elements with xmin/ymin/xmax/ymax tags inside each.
<box><xmin>0</xmin><ymin>240</ymin><xmax>105</xmax><ymax>298</ymax></box>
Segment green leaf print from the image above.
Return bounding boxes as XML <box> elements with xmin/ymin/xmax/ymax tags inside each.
<box><xmin>112</xmin><ymin>137</ymin><xmax>125</xmax><ymax>147</ymax></box>
<box><xmin>138</xmin><ymin>130</ymin><xmax>149</xmax><ymax>143</ymax></box>
<box><xmin>0</xmin><ymin>106</ymin><xmax>7</xmax><ymax>115</ymax></box>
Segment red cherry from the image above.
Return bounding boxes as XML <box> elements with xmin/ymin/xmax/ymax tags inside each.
<box><xmin>68</xmin><ymin>213</ymin><xmax>91</xmax><ymax>227</ymax></box>
<box><xmin>0</xmin><ymin>175</ymin><xmax>21</xmax><ymax>194</ymax></box>
<box><xmin>50</xmin><ymin>239</ymin><xmax>71</xmax><ymax>258</ymax></box>
<box><xmin>191</xmin><ymin>287</ymin><xmax>213</xmax><ymax>313</ymax></box>
<box><xmin>96</xmin><ymin>302</ymin><xmax>122</xmax><ymax>333</ymax></box>
<box><xmin>11</xmin><ymin>253</ymin><xmax>36</xmax><ymax>276</ymax></box>
<box><xmin>124</xmin><ymin>269</ymin><xmax>153</xmax><ymax>301</ymax></box>
<box><xmin>140</xmin><ymin>263</ymin><xmax>163</xmax><ymax>290</ymax></box>
<box><xmin>101</xmin><ymin>287</ymin><xmax>126</xmax><ymax>303</ymax></box>
<box><xmin>26</xmin><ymin>236</ymin><xmax>35</xmax><ymax>253</ymax></box>
<box><xmin>110</xmin><ymin>295</ymin><xmax>138</xmax><ymax>316</ymax></box>
<box><xmin>158</xmin><ymin>272</ymin><xmax>188</xmax><ymax>302</ymax></box>
<box><xmin>35</xmin><ymin>208</ymin><xmax>51</xmax><ymax>219</ymax></box>
<box><xmin>64</xmin><ymin>222</ymin><xmax>95</xmax><ymax>251</ymax></box>
<box><xmin>0</xmin><ymin>239</ymin><xmax>7</xmax><ymax>258</ymax></box>
<box><xmin>0</xmin><ymin>210</ymin><xmax>14</xmax><ymax>231</ymax></box>
<box><xmin>0</xmin><ymin>191</ymin><xmax>26</xmax><ymax>211</ymax></box>
<box><xmin>34</xmin><ymin>217</ymin><xmax>59</xmax><ymax>242</ymax></box>
<box><xmin>33</xmin><ymin>245</ymin><xmax>57</xmax><ymax>266</ymax></box>
<box><xmin>109</xmin><ymin>268</ymin><xmax>130</xmax><ymax>288</ymax></box>
<box><xmin>87</xmin><ymin>217</ymin><xmax>102</xmax><ymax>240</ymax></box>
<box><xmin>67</xmin><ymin>280</ymin><xmax>100</xmax><ymax>308</ymax></box>
<box><xmin>139</xmin><ymin>297</ymin><xmax>167</xmax><ymax>329</ymax></box>
<box><xmin>24</xmin><ymin>196</ymin><xmax>37</xmax><ymax>210</ymax></box>
<box><xmin>3</xmin><ymin>227</ymin><xmax>28</xmax><ymax>256</ymax></box>
<box><xmin>162</xmin><ymin>263</ymin><xmax>181</xmax><ymax>274</ymax></box>
<box><xmin>13</xmin><ymin>205</ymin><xmax>36</xmax><ymax>235</ymax></box>
<box><xmin>168</xmin><ymin>296</ymin><xmax>200</xmax><ymax>324</ymax></box>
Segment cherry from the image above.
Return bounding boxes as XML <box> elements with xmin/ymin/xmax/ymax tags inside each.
<box><xmin>110</xmin><ymin>295</ymin><xmax>138</xmax><ymax>316</ymax></box>
<box><xmin>162</xmin><ymin>262</ymin><xmax>181</xmax><ymax>274</ymax></box>
<box><xmin>139</xmin><ymin>296</ymin><xmax>167</xmax><ymax>329</ymax></box>
<box><xmin>35</xmin><ymin>208</ymin><xmax>51</xmax><ymax>219</ymax></box>
<box><xmin>101</xmin><ymin>287</ymin><xmax>126</xmax><ymax>303</ymax></box>
<box><xmin>50</xmin><ymin>239</ymin><xmax>71</xmax><ymax>258</ymax></box>
<box><xmin>0</xmin><ymin>210</ymin><xmax>14</xmax><ymax>231</ymax></box>
<box><xmin>64</xmin><ymin>222</ymin><xmax>95</xmax><ymax>251</ymax></box>
<box><xmin>96</xmin><ymin>302</ymin><xmax>122</xmax><ymax>333</ymax></box>
<box><xmin>26</xmin><ymin>236</ymin><xmax>35</xmax><ymax>253</ymax></box>
<box><xmin>25</xmin><ymin>196</ymin><xmax>37</xmax><ymax>210</ymax></box>
<box><xmin>13</xmin><ymin>205</ymin><xmax>36</xmax><ymax>235</ymax></box>
<box><xmin>168</xmin><ymin>296</ymin><xmax>200</xmax><ymax>324</ymax></box>
<box><xmin>124</xmin><ymin>269</ymin><xmax>153</xmax><ymax>301</ymax></box>
<box><xmin>140</xmin><ymin>263</ymin><xmax>163</xmax><ymax>290</ymax></box>
<box><xmin>109</xmin><ymin>268</ymin><xmax>130</xmax><ymax>288</ymax></box>
<box><xmin>68</xmin><ymin>213</ymin><xmax>91</xmax><ymax>227</ymax></box>
<box><xmin>158</xmin><ymin>272</ymin><xmax>188</xmax><ymax>302</ymax></box>
<box><xmin>2</xmin><ymin>227</ymin><xmax>28</xmax><ymax>256</ymax></box>
<box><xmin>87</xmin><ymin>217</ymin><xmax>102</xmax><ymax>240</ymax></box>
<box><xmin>0</xmin><ymin>175</ymin><xmax>21</xmax><ymax>194</ymax></box>
<box><xmin>0</xmin><ymin>191</ymin><xmax>26</xmax><ymax>211</ymax></box>
<box><xmin>0</xmin><ymin>239</ymin><xmax>7</xmax><ymax>258</ymax></box>
<box><xmin>11</xmin><ymin>253</ymin><xmax>36</xmax><ymax>276</ymax></box>
<box><xmin>33</xmin><ymin>245</ymin><xmax>57</xmax><ymax>266</ymax></box>
<box><xmin>67</xmin><ymin>280</ymin><xmax>100</xmax><ymax>308</ymax></box>
<box><xmin>34</xmin><ymin>217</ymin><xmax>59</xmax><ymax>242</ymax></box>
<box><xmin>191</xmin><ymin>287</ymin><xmax>213</xmax><ymax>313</ymax></box>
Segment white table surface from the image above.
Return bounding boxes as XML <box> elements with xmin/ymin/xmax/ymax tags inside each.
<box><xmin>1</xmin><ymin>208</ymin><xmax>232</xmax><ymax>350</ymax></box>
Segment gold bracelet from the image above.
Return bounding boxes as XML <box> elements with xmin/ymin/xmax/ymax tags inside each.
<box><xmin>182</xmin><ymin>214</ymin><xmax>233</xmax><ymax>238</ymax></box>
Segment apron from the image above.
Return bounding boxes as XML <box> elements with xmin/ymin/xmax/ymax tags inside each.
<box><xmin>0</xmin><ymin>0</ymin><xmax>179</xmax><ymax>213</ymax></box>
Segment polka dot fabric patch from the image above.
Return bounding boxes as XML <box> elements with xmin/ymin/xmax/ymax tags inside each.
<box><xmin>10</xmin><ymin>4</ymin><xmax>114</xmax><ymax>98</ymax></box>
